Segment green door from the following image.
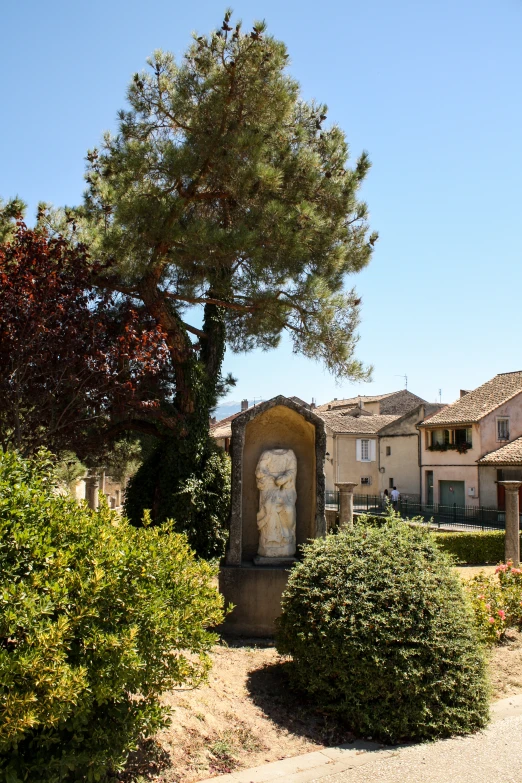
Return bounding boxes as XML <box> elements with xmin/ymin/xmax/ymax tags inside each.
<box><xmin>439</xmin><ymin>480</ymin><xmax>465</xmax><ymax>507</ymax></box>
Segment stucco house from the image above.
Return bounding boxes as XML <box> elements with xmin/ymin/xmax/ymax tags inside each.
<box><xmin>211</xmin><ymin>389</ymin><xmax>442</xmax><ymax>500</ymax></box>
<box><xmin>316</xmin><ymin>392</ymin><xmax>439</xmax><ymax>498</ymax></box>
<box><xmin>418</xmin><ymin>371</ymin><xmax>522</xmax><ymax>509</ymax></box>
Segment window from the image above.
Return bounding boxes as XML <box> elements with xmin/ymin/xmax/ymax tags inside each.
<box><xmin>497</xmin><ymin>418</ymin><xmax>510</xmax><ymax>441</ymax></box>
<box><xmin>431</xmin><ymin>429</ymin><xmax>451</xmax><ymax>446</ymax></box>
<box><xmin>455</xmin><ymin>428</ymin><xmax>472</xmax><ymax>448</ymax></box>
<box><xmin>389</xmin><ymin>478</ymin><xmax>394</xmax><ymax>489</ymax></box>
<box><xmin>386</xmin><ymin>446</ymin><xmax>391</xmax><ymax>456</ymax></box>
<box><xmin>361</xmin><ymin>476</ymin><xmax>372</xmax><ymax>485</ymax></box>
<box><xmin>356</xmin><ymin>439</ymin><xmax>376</xmax><ymax>462</ymax></box>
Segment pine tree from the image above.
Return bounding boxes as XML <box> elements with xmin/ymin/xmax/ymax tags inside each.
<box><xmin>54</xmin><ymin>13</ymin><xmax>378</xmax><ymax>536</ymax></box>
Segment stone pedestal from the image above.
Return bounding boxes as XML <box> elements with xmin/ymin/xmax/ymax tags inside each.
<box><xmin>335</xmin><ymin>482</ymin><xmax>358</xmax><ymax>529</ymax></box>
<box><xmin>253</xmin><ymin>556</ymin><xmax>297</xmax><ymax>567</ymax></box>
<box><xmin>218</xmin><ymin>564</ymin><xmax>291</xmax><ymax>637</ymax></box>
<box><xmin>498</xmin><ymin>481</ymin><xmax>522</xmax><ymax>566</ymax></box>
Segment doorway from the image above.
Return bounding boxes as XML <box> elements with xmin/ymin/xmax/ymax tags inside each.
<box><xmin>439</xmin><ymin>480</ymin><xmax>465</xmax><ymax>507</ymax></box>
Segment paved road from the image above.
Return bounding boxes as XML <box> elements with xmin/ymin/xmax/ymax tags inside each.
<box><xmin>200</xmin><ymin>696</ymin><xmax>522</xmax><ymax>783</ymax></box>
<box><xmin>318</xmin><ymin>714</ymin><xmax>522</xmax><ymax>783</ymax></box>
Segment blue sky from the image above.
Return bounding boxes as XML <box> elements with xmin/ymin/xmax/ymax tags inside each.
<box><xmin>2</xmin><ymin>0</ymin><xmax>521</xmax><ymax>411</ymax></box>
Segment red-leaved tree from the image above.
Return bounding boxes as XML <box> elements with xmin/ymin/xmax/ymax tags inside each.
<box><xmin>0</xmin><ymin>222</ymin><xmax>170</xmax><ymax>457</ymax></box>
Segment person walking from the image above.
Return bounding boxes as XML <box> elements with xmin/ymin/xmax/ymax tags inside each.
<box><xmin>390</xmin><ymin>486</ymin><xmax>400</xmax><ymax>511</ymax></box>
<box><xmin>383</xmin><ymin>488</ymin><xmax>390</xmax><ymax>511</ymax></box>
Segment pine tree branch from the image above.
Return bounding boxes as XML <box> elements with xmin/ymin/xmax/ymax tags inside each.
<box><xmin>164</xmin><ymin>291</ymin><xmax>255</xmax><ymax>312</ymax></box>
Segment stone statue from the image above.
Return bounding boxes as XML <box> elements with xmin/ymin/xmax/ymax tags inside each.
<box><xmin>255</xmin><ymin>448</ymin><xmax>297</xmax><ymax>558</ymax></box>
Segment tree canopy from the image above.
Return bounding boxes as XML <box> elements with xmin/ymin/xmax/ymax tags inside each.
<box><xmin>19</xmin><ymin>13</ymin><xmax>378</xmax><ymax>536</ymax></box>
<box><xmin>0</xmin><ymin>221</ymin><xmax>169</xmax><ymax>457</ymax></box>
<box><xmin>58</xmin><ymin>12</ymin><xmax>377</xmax><ymax>427</ymax></box>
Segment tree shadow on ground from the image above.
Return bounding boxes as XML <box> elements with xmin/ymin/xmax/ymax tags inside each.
<box><xmin>246</xmin><ymin>657</ymin><xmax>355</xmax><ymax>747</ymax></box>
<box><xmin>113</xmin><ymin>738</ymin><xmax>172</xmax><ymax>782</ymax></box>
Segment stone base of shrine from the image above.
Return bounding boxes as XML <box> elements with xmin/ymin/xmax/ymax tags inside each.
<box><xmin>217</xmin><ymin>563</ymin><xmax>294</xmax><ymax>637</ymax></box>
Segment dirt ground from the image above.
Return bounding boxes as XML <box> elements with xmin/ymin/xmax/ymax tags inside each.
<box><xmin>455</xmin><ymin>565</ymin><xmax>498</xmax><ymax>579</ymax></box>
<box><xmin>490</xmin><ymin>629</ymin><xmax>522</xmax><ymax>700</ymax></box>
<box><xmin>119</xmin><ymin>567</ymin><xmax>522</xmax><ymax>783</ymax></box>
<box><xmin>120</xmin><ymin>642</ymin><xmax>353</xmax><ymax>783</ymax></box>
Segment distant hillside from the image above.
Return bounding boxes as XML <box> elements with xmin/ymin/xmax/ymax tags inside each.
<box><xmin>213</xmin><ymin>401</ymin><xmax>242</xmax><ymax>420</ymax></box>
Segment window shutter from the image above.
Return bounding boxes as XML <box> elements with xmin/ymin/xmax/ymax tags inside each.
<box><xmin>370</xmin><ymin>440</ymin><xmax>376</xmax><ymax>461</ymax></box>
<box><xmin>356</xmin><ymin>439</ymin><xmax>362</xmax><ymax>461</ymax></box>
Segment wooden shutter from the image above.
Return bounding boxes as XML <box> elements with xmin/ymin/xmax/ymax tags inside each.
<box><xmin>356</xmin><ymin>439</ymin><xmax>362</xmax><ymax>461</ymax></box>
<box><xmin>370</xmin><ymin>440</ymin><xmax>376</xmax><ymax>462</ymax></box>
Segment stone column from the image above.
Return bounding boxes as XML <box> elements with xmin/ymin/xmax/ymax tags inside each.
<box><xmin>225</xmin><ymin>426</ymin><xmax>245</xmax><ymax>565</ymax></box>
<box><xmin>498</xmin><ymin>481</ymin><xmax>522</xmax><ymax>566</ymax></box>
<box><xmin>335</xmin><ymin>482</ymin><xmax>358</xmax><ymax>529</ymax></box>
<box><xmin>85</xmin><ymin>473</ymin><xmax>100</xmax><ymax>511</ymax></box>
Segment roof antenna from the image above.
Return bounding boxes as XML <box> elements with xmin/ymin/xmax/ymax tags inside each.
<box><xmin>395</xmin><ymin>374</ymin><xmax>408</xmax><ymax>390</ymax></box>
<box><xmin>439</xmin><ymin>388</ymin><xmax>442</xmax><ymax>403</ymax></box>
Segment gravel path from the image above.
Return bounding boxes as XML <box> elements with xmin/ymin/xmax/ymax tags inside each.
<box><xmin>317</xmin><ymin>714</ymin><xmax>522</xmax><ymax>783</ymax></box>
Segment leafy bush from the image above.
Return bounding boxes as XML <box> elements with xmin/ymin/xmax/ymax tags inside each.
<box><xmin>125</xmin><ymin>438</ymin><xmax>231</xmax><ymax>560</ymax></box>
<box><xmin>466</xmin><ymin>561</ymin><xmax>522</xmax><ymax>644</ymax></box>
<box><xmin>276</xmin><ymin>519</ymin><xmax>489</xmax><ymax>743</ymax></box>
<box><xmin>0</xmin><ymin>451</ymin><xmax>224</xmax><ymax>782</ymax></box>
<box><xmin>432</xmin><ymin>530</ymin><xmax>518</xmax><ymax>564</ymax></box>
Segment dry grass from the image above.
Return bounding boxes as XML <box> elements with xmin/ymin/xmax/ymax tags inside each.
<box><xmin>118</xmin><ymin>643</ymin><xmax>354</xmax><ymax>782</ymax></box>
<box><xmin>117</xmin><ymin>565</ymin><xmax>522</xmax><ymax>782</ymax></box>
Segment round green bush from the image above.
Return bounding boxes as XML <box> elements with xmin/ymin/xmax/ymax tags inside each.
<box><xmin>276</xmin><ymin>520</ymin><xmax>490</xmax><ymax>743</ymax></box>
<box><xmin>0</xmin><ymin>451</ymin><xmax>224</xmax><ymax>782</ymax></box>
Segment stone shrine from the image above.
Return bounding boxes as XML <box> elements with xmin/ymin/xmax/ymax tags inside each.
<box><xmin>219</xmin><ymin>395</ymin><xmax>326</xmax><ymax>636</ymax></box>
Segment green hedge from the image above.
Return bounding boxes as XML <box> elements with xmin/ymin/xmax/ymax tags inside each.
<box><xmin>432</xmin><ymin>530</ymin><xmax>522</xmax><ymax>564</ymax></box>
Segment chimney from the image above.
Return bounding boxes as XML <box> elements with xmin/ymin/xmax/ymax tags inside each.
<box><xmin>241</xmin><ymin>399</ymin><xmax>248</xmax><ymax>412</ymax></box>
<box><xmin>310</xmin><ymin>398</ymin><xmax>316</xmax><ymax>409</ymax></box>
<box><xmin>209</xmin><ymin>415</ymin><xmax>217</xmax><ymax>425</ymax></box>
<box><xmin>327</xmin><ymin>404</ymin><xmax>332</xmax><ymax>410</ymax></box>
<box><xmin>358</xmin><ymin>397</ymin><xmax>364</xmax><ymax>410</ymax></box>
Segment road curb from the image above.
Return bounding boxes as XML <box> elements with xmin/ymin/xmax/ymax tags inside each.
<box><xmin>197</xmin><ymin>693</ymin><xmax>520</xmax><ymax>783</ymax></box>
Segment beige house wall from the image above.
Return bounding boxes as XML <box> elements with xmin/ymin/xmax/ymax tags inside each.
<box><xmin>420</xmin><ymin>464</ymin><xmax>480</xmax><ymax>506</ymax></box>
<box><xmin>420</xmin><ymin>422</ymin><xmax>482</xmax><ymax>505</ymax></box>
<box><xmin>478</xmin><ymin>466</ymin><xmax>500</xmax><ymax>507</ymax></box>
<box><xmin>325</xmin><ymin>430</ymin><xmax>379</xmax><ymax>493</ymax></box>
<box><xmin>325</xmin><ymin>432</ymin><xmax>336</xmax><ymax>491</ymax></box>
<box><xmin>479</xmin><ymin>391</ymin><xmax>522</xmax><ymax>455</ymax></box>
<box><xmin>379</xmin><ymin>434</ymin><xmax>419</xmax><ymax>497</ymax></box>
<box><xmin>419</xmin><ymin>422</ymin><xmax>482</xmax><ymax>467</ymax></box>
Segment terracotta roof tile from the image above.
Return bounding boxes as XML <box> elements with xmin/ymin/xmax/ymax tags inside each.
<box><xmin>316</xmin><ymin>392</ymin><xmax>397</xmax><ymax>411</ymax></box>
<box><xmin>316</xmin><ymin>389</ymin><xmax>426</xmax><ymax>416</ymax></box>
<box><xmin>317</xmin><ymin>412</ymin><xmax>400</xmax><ymax>434</ymax></box>
<box><xmin>478</xmin><ymin>436</ymin><xmax>522</xmax><ymax>465</ymax></box>
<box><xmin>419</xmin><ymin>372</ymin><xmax>522</xmax><ymax>427</ymax></box>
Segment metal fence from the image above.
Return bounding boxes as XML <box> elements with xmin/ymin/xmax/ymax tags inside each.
<box><xmin>325</xmin><ymin>491</ymin><xmax>514</xmax><ymax>531</ymax></box>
